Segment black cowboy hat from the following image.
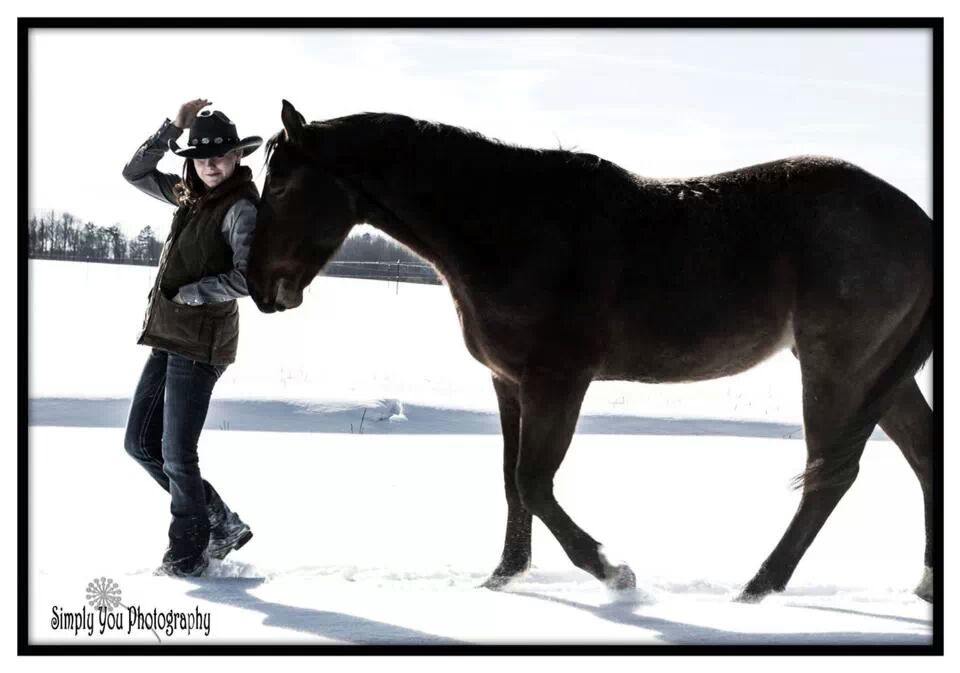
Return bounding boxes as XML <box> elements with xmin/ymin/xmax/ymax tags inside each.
<box><xmin>168</xmin><ymin>109</ymin><xmax>263</xmax><ymax>159</ymax></box>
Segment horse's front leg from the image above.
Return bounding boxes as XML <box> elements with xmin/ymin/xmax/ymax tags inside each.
<box><xmin>513</xmin><ymin>364</ymin><xmax>636</xmax><ymax>590</ymax></box>
<box><xmin>482</xmin><ymin>374</ymin><xmax>532</xmax><ymax>589</ymax></box>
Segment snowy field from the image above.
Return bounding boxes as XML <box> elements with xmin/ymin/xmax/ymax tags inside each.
<box><xmin>27</xmin><ymin>259</ymin><xmax>935</xmax><ymax>646</ymax></box>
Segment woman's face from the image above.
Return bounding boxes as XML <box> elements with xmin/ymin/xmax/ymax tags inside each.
<box><xmin>193</xmin><ymin>150</ymin><xmax>241</xmax><ymax>188</ymax></box>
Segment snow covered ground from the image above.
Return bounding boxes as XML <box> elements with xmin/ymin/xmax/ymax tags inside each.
<box><xmin>27</xmin><ymin>259</ymin><xmax>934</xmax><ymax>646</ymax></box>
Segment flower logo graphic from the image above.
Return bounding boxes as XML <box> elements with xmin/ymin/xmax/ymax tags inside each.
<box><xmin>82</xmin><ymin>577</ymin><xmax>160</xmax><ymax>642</ymax></box>
<box><xmin>86</xmin><ymin>577</ymin><xmax>122</xmax><ymax>612</ymax></box>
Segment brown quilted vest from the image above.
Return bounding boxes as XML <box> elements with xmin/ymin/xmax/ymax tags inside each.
<box><xmin>137</xmin><ymin>167</ymin><xmax>259</xmax><ymax>366</ymax></box>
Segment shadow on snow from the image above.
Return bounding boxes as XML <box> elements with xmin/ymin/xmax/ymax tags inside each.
<box><xmin>25</xmin><ymin>396</ymin><xmax>884</xmax><ymax>440</ymax></box>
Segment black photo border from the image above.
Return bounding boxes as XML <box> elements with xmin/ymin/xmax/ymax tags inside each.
<box><xmin>17</xmin><ymin>15</ymin><xmax>944</xmax><ymax>656</ymax></box>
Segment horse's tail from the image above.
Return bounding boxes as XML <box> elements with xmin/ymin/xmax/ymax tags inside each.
<box><xmin>794</xmin><ymin>293</ymin><xmax>933</xmax><ymax>492</ymax></box>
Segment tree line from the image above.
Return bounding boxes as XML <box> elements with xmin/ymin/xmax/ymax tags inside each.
<box><xmin>27</xmin><ymin>212</ymin><xmax>438</xmax><ymax>279</ymax></box>
<box><xmin>333</xmin><ymin>231</ymin><xmax>433</xmax><ymax>267</ymax></box>
<box><xmin>28</xmin><ymin>211</ymin><xmax>163</xmax><ymax>263</ymax></box>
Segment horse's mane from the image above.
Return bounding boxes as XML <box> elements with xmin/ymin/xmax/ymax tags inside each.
<box><xmin>263</xmin><ymin>131</ymin><xmax>282</xmax><ymax>167</ymax></box>
<box><xmin>263</xmin><ymin>113</ymin><xmax>607</xmax><ymax>173</ymax></box>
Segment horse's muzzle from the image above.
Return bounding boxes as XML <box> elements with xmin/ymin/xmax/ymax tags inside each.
<box><xmin>274</xmin><ymin>277</ymin><xmax>304</xmax><ymax>311</ymax></box>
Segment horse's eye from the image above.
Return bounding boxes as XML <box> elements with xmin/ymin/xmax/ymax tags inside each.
<box><xmin>266</xmin><ymin>172</ymin><xmax>288</xmax><ymax>189</ymax></box>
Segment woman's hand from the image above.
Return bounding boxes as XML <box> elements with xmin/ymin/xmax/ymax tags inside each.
<box><xmin>173</xmin><ymin>98</ymin><xmax>212</xmax><ymax>130</ymax></box>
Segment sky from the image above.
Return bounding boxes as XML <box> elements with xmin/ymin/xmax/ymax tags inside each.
<box><xmin>28</xmin><ymin>27</ymin><xmax>932</xmax><ymax>239</ymax></box>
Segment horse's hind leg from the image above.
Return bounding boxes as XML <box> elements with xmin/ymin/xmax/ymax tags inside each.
<box><xmin>512</xmin><ymin>366</ymin><xmax>636</xmax><ymax>590</ymax></box>
<box><xmin>878</xmin><ymin>379</ymin><xmax>934</xmax><ymax>602</ymax></box>
<box><xmin>482</xmin><ymin>375</ymin><xmax>533</xmax><ymax>589</ymax></box>
<box><xmin>738</xmin><ymin>373</ymin><xmax>874</xmax><ymax>602</ymax></box>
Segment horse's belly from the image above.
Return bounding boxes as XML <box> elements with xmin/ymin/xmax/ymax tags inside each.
<box><xmin>600</xmin><ymin>311</ymin><xmax>795</xmax><ymax>383</ymax></box>
<box><xmin>452</xmin><ymin>277</ymin><xmax>796</xmax><ymax>385</ymax></box>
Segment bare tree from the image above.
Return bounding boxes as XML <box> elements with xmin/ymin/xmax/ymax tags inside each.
<box><xmin>106</xmin><ymin>225</ymin><xmax>126</xmax><ymax>261</ymax></box>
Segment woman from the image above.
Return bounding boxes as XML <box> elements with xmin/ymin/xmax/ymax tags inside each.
<box><xmin>121</xmin><ymin>98</ymin><xmax>261</xmax><ymax>577</ymax></box>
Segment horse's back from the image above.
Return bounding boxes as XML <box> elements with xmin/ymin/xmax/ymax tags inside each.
<box><xmin>594</xmin><ymin>155</ymin><xmax>930</xmax><ymax>383</ymax></box>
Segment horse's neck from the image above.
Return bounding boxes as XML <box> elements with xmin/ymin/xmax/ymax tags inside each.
<box><xmin>347</xmin><ymin>153</ymin><xmax>472</xmax><ymax>278</ymax></box>
<box><xmin>355</xmin><ymin>186</ymin><xmax>442</xmax><ymax>270</ymax></box>
<box><xmin>336</xmin><ymin>117</ymin><xmax>535</xmax><ymax>280</ymax></box>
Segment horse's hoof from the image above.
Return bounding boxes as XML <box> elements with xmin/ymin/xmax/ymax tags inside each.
<box><xmin>605</xmin><ymin>564</ymin><xmax>636</xmax><ymax>591</ymax></box>
<box><xmin>736</xmin><ymin>570</ymin><xmax>783</xmax><ymax>603</ymax></box>
<box><xmin>480</xmin><ymin>563</ymin><xmax>528</xmax><ymax>590</ymax></box>
<box><xmin>735</xmin><ymin>577</ymin><xmax>774</xmax><ymax>603</ymax></box>
<box><xmin>480</xmin><ymin>574</ymin><xmax>512</xmax><ymax>590</ymax></box>
<box><xmin>914</xmin><ymin>566</ymin><xmax>933</xmax><ymax>603</ymax></box>
<box><xmin>734</xmin><ymin>589</ymin><xmax>766</xmax><ymax>604</ymax></box>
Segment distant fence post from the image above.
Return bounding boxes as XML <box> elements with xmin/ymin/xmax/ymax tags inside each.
<box><xmin>395</xmin><ymin>259</ymin><xmax>401</xmax><ymax>296</ymax></box>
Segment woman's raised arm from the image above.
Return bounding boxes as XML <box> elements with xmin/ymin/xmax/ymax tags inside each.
<box><xmin>121</xmin><ymin>99</ymin><xmax>212</xmax><ymax>206</ymax></box>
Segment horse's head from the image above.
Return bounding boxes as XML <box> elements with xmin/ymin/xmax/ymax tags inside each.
<box><xmin>247</xmin><ymin>100</ymin><xmax>357</xmax><ymax>313</ymax></box>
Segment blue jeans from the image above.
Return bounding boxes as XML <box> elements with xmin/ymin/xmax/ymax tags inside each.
<box><xmin>123</xmin><ymin>348</ymin><xmax>232</xmax><ymax>557</ymax></box>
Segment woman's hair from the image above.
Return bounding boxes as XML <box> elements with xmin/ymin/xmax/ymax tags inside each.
<box><xmin>174</xmin><ymin>151</ymin><xmax>245</xmax><ymax>206</ymax></box>
<box><xmin>173</xmin><ymin>159</ymin><xmax>208</xmax><ymax>206</ymax></box>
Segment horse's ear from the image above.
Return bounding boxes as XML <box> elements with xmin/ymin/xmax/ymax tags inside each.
<box><xmin>281</xmin><ymin>99</ymin><xmax>307</xmax><ymax>145</ymax></box>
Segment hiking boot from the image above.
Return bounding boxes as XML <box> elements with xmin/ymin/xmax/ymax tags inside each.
<box><xmin>207</xmin><ymin>511</ymin><xmax>253</xmax><ymax>560</ymax></box>
<box><xmin>155</xmin><ymin>547</ymin><xmax>209</xmax><ymax>577</ymax></box>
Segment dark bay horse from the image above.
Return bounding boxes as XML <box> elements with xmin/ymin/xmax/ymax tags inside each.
<box><xmin>247</xmin><ymin>100</ymin><xmax>934</xmax><ymax>603</ymax></box>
